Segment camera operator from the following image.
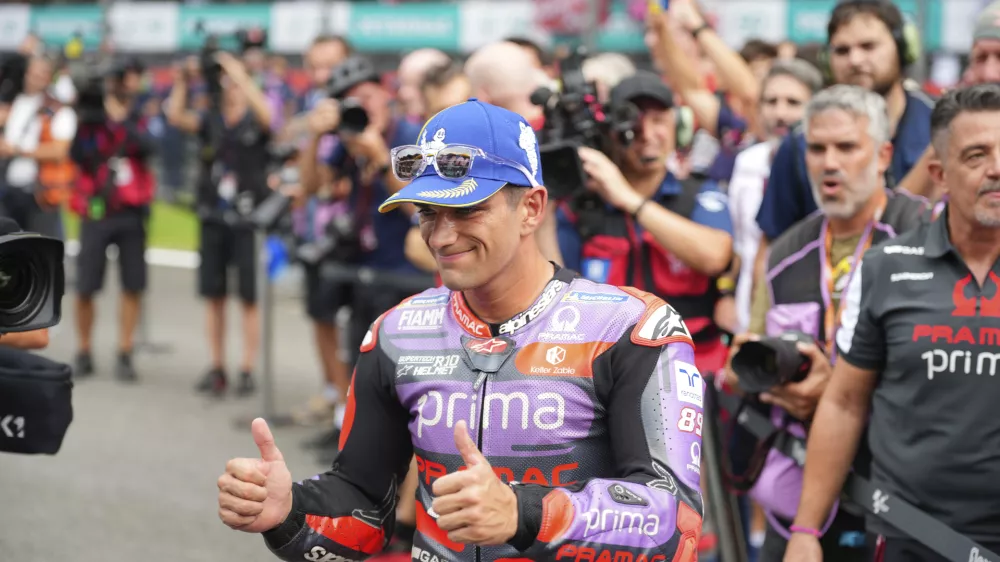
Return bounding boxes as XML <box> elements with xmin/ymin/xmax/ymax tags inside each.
<box><xmin>71</xmin><ymin>59</ymin><xmax>157</xmax><ymax>382</ymax></box>
<box><xmin>298</xmin><ymin>55</ymin><xmax>421</xmax><ymax>445</ymax></box>
<box><xmin>785</xmin><ymin>83</ymin><xmax>1000</xmax><ymax>562</ymax></box>
<box><xmin>554</xmin><ymin>71</ymin><xmax>734</xmax><ymax>374</ymax></box>
<box><xmin>0</xmin><ymin>53</ymin><xmax>75</xmax><ymax>239</ymax></box>
<box><xmin>725</xmin><ymin>85</ymin><xmax>930</xmax><ymax>562</ymax></box>
<box><xmin>165</xmin><ymin>50</ymin><xmax>273</xmax><ymax>397</ymax></box>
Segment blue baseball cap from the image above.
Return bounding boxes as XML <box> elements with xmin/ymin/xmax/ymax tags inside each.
<box><xmin>378</xmin><ymin>99</ymin><xmax>544</xmax><ymax>213</ymax></box>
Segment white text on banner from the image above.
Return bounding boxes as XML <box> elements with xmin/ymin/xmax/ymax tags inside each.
<box><xmin>109</xmin><ymin>2</ymin><xmax>179</xmax><ymax>52</ymax></box>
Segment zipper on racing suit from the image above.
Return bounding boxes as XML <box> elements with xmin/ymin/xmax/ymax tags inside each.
<box><xmin>472</xmin><ymin>368</ymin><xmax>488</xmax><ymax>562</ymax></box>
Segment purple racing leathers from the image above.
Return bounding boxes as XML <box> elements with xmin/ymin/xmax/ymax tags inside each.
<box><xmin>262</xmin><ymin>270</ymin><xmax>704</xmax><ymax>562</ymax></box>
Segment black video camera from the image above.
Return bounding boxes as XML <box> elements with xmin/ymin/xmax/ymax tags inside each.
<box><xmin>532</xmin><ymin>46</ymin><xmax>639</xmax><ymax>200</ymax></box>
<box><xmin>0</xmin><ymin>225</ymin><xmax>72</xmax><ymax>457</ymax></box>
<box><xmin>0</xmin><ymin>231</ymin><xmax>64</xmax><ymax>334</ymax></box>
<box><xmin>326</xmin><ymin>56</ymin><xmax>379</xmax><ymax>135</ymax></box>
<box><xmin>730</xmin><ymin>331</ymin><xmax>816</xmax><ymax>394</ymax></box>
<box><xmin>75</xmin><ymin>67</ymin><xmax>106</xmax><ymax>126</ymax></box>
<box><xmin>0</xmin><ymin>53</ymin><xmax>28</xmax><ymax>105</ymax></box>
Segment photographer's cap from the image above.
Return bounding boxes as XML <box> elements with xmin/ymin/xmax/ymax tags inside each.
<box><xmin>378</xmin><ymin>99</ymin><xmax>543</xmax><ymax>213</ymax></box>
<box><xmin>610</xmin><ymin>71</ymin><xmax>674</xmax><ymax>109</ymax></box>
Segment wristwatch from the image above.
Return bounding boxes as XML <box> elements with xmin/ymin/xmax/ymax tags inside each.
<box><xmin>716</xmin><ymin>276</ymin><xmax>736</xmax><ymax>296</ymax></box>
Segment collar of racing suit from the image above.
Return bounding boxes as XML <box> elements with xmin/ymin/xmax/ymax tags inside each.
<box><xmin>449</xmin><ymin>263</ymin><xmax>579</xmax><ymax>339</ymax></box>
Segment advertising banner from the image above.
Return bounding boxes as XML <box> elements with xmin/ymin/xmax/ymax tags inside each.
<box><xmin>0</xmin><ymin>6</ymin><xmax>30</xmax><ymax>51</ymax></box>
<box><xmin>109</xmin><ymin>2</ymin><xmax>179</xmax><ymax>52</ymax></box>
<box><xmin>31</xmin><ymin>6</ymin><xmax>105</xmax><ymax>50</ymax></box>
<box><xmin>347</xmin><ymin>3</ymin><xmax>460</xmax><ymax>52</ymax></box>
<box><xmin>177</xmin><ymin>4</ymin><xmax>272</xmax><ymax>51</ymax></box>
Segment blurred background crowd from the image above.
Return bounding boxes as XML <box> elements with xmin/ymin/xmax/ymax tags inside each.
<box><xmin>3</xmin><ymin>0</ymin><xmax>1000</xmax><ymax>561</ymax></box>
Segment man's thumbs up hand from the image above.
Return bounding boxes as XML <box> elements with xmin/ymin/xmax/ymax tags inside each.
<box><xmin>429</xmin><ymin>421</ymin><xmax>519</xmax><ymax>546</ymax></box>
<box><xmin>218</xmin><ymin>418</ymin><xmax>294</xmax><ymax>534</ymax></box>
<box><xmin>253</xmin><ymin>417</ymin><xmax>285</xmax><ymax>463</ymax></box>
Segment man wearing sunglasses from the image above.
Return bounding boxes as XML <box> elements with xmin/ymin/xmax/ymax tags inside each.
<box><xmin>217</xmin><ymin>100</ymin><xmax>704</xmax><ymax>562</ymax></box>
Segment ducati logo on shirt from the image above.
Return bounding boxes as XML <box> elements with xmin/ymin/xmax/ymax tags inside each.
<box><xmin>952</xmin><ymin>273</ymin><xmax>1000</xmax><ymax>317</ymax></box>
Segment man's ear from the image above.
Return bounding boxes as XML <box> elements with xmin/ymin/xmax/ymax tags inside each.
<box><xmin>520</xmin><ymin>186</ymin><xmax>548</xmax><ymax>236</ymax></box>
<box><xmin>927</xmin><ymin>152</ymin><xmax>948</xmax><ymax>198</ymax></box>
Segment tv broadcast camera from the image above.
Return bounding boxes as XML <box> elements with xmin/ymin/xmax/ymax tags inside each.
<box><xmin>531</xmin><ymin>46</ymin><xmax>639</xmax><ymax>200</ymax></box>
<box><xmin>0</xmin><ymin>220</ymin><xmax>73</xmax><ymax>457</ymax></box>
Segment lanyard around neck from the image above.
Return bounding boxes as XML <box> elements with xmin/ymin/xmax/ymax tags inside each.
<box><xmin>820</xmin><ymin>218</ymin><xmax>878</xmax><ymax>357</ymax></box>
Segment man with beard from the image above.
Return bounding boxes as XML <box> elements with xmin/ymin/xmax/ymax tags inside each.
<box><xmin>784</xmin><ymin>83</ymin><xmax>1000</xmax><ymax>562</ymax></box>
<box><xmin>755</xmin><ymin>1</ymin><xmax>934</xmax><ymax>247</ymax></box>
<box><xmin>725</xmin><ymin>59</ymin><xmax>824</xmax><ymax>333</ymax></box>
<box><xmin>727</xmin><ymin>85</ymin><xmax>930</xmax><ymax>562</ymax></box>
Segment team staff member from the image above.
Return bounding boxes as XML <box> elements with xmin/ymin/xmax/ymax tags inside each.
<box><xmin>785</xmin><ymin>84</ymin><xmax>1000</xmax><ymax>562</ymax></box>
<box><xmin>166</xmin><ymin>51</ymin><xmax>272</xmax><ymax>397</ymax></box>
<box><xmin>554</xmin><ymin>72</ymin><xmax>734</xmax><ymax>375</ymax></box>
<box><xmin>755</xmin><ymin>0</ymin><xmax>935</xmax><ymax>246</ymax></box>
<box><xmin>216</xmin><ymin>99</ymin><xmax>704</xmax><ymax>562</ymax></box>
<box><xmin>730</xmin><ymin>85</ymin><xmax>929</xmax><ymax>562</ymax></box>
<box><xmin>72</xmin><ymin>62</ymin><xmax>157</xmax><ymax>383</ymax></box>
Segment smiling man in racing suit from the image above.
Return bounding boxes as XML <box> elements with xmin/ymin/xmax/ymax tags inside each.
<box><xmin>216</xmin><ymin>99</ymin><xmax>704</xmax><ymax>562</ymax></box>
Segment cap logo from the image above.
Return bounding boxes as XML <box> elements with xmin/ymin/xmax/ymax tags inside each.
<box><xmin>420</xmin><ymin>128</ymin><xmax>447</xmax><ymax>155</ymax></box>
<box><xmin>417</xmin><ymin>178</ymin><xmax>478</xmax><ymax>199</ymax></box>
<box><xmin>519</xmin><ymin>122</ymin><xmax>539</xmax><ymax>178</ymax></box>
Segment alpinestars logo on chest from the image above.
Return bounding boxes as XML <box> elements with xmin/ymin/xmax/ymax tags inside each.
<box><xmin>499</xmin><ymin>280</ymin><xmax>566</xmax><ymax>335</ymax></box>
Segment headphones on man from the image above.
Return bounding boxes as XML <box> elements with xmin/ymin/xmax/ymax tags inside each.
<box><xmin>816</xmin><ymin>0</ymin><xmax>921</xmax><ymax>83</ymax></box>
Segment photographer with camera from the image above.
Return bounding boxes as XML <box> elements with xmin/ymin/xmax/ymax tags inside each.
<box><xmin>553</xmin><ymin>71</ymin><xmax>734</xmax><ymax>375</ymax></box>
<box><xmin>725</xmin><ymin>85</ymin><xmax>929</xmax><ymax>562</ymax></box>
<box><xmin>165</xmin><ymin>49</ymin><xmax>273</xmax><ymax>397</ymax></box>
<box><xmin>297</xmin><ymin>55</ymin><xmax>421</xmax><ymax>448</ymax></box>
<box><xmin>71</xmin><ymin>58</ymin><xmax>157</xmax><ymax>382</ymax></box>
<box><xmin>0</xmin><ymin>53</ymin><xmax>75</xmax><ymax>239</ymax></box>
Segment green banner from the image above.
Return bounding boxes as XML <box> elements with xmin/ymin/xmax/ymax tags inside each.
<box><xmin>786</xmin><ymin>0</ymin><xmax>942</xmax><ymax>51</ymax></box>
<box><xmin>347</xmin><ymin>3</ymin><xmax>460</xmax><ymax>52</ymax></box>
<box><xmin>30</xmin><ymin>6</ymin><xmax>104</xmax><ymax>49</ymax></box>
<box><xmin>177</xmin><ymin>4</ymin><xmax>272</xmax><ymax>51</ymax></box>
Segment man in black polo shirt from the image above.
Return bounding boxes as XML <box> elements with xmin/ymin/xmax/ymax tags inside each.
<box><xmin>785</xmin><ymin>84</ymin><xmax>1000</xmax><ymax>562</ymax></box>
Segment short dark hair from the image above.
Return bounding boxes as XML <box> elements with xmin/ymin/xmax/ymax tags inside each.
<box><xmin>310</xmin><ymin>34</ymin><xmax>353</xmax><ymax>55</ymax></box>
<box><xmin>421</xmin><ymin>61</ymin><xmax>464</xmax><ymax>94</ymax></box>
<box><xmin>827</xmin><ymin>0</ymin><xmax>903</xmax><ymax>44</ymax></box>
<box><xmin>504</xmin><ymin>36</ymin><xmax>551</xmax><ymax>66</ymax></box>
<box><xmin>740</xmin><ymin>39</ymin><xmax>779</xmax><ymax>63</ymax></box>
<box><xmin>763</xmin><ymin>59</ymin><xmax>824</xmax><ymax>96</ymax></box>
<box><xmin>503</xmin><ymin>185</ymin><xmax>529</xmax><ymax>208</ymax></box>
<box><xmin>931</xmin><ymin>84</ymin><xmax>1000</xmax><ymax>155</ymax></box>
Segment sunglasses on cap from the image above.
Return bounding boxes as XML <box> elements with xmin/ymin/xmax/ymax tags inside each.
<box><xmin>390</xmin><ymin>143</ymin><xmax>540</xmax><ymax>187</ymax></box>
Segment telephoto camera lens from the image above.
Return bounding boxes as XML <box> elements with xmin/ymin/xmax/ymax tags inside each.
<box><xmin>0</xmin><ymin>250</ymin><xmax>45</xmax><ymax>329</ymax></box>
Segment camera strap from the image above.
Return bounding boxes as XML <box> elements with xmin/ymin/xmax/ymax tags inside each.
<box><xmin>713</xmin><ymin>388</ymin><xmax>1000</xmax><ymax>560</ymax></box>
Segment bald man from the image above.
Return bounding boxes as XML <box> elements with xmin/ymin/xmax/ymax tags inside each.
<box><xmin>397</xmin><ymin>48</ymin><xmax>451</xmax><ymax>121</ymax></box>
<box><xmin>464</xmin><ymin>41</ymin><xmax>544</xmax><ymax>126</ymax></box>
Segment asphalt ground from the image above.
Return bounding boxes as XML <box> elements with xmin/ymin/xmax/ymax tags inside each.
<box><xmin>0</xmin><ymin>263</ymin><xmax>334</xmax><ymax>562</ymax></box>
